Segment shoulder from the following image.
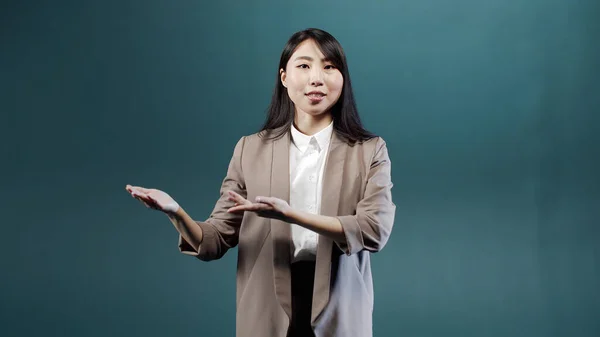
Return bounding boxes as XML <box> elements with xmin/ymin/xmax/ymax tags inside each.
<box><xmin>238</xmin><ymin>126</ymin><xmax>288</xmax><ymax>147</ymax></box>
<box><xmin>237</xmin><ymin>130</ymin><xmax>278</xmax><ymax>148</ymax></box>
<box><xmin>343</xmin><ymin>136</ymin><xmax>391</xmax><ymax>170</ymax></box>
<box><xmin>348</xmin><ymin>135</ymin><xmax>388</xmax><ymax>154</ymax></box>
<box><xmin>229</xmin><ymin>127</ymin><xmax>286</xmax><ymax>157</ymax></box>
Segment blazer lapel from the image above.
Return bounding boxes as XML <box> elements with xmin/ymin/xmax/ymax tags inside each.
<box><xmin>312</xmin><ymin>131</ymin><xmax>347</xmax><ymax>324</ymax></box>
<box><xmin>270</xmin><ymin>131</ymin><xmax>293</xmax><ymax>320</ymax></box>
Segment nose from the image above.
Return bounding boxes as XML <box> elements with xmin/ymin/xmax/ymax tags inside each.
<box><xmin>309</xmin><ymin>68</ymin><xmax>324</xmax><ymax>86</ymax></box>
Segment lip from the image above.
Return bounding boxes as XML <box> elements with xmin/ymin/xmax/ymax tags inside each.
<box><xmin>305</xmin><ymin>91</ymin><xmax>326</xmax><ymax>96</ymax></box>
<box><xmin>306</xmin><ymin>91</ymin><xmax>326</xmax><ymax>103</ymax></box>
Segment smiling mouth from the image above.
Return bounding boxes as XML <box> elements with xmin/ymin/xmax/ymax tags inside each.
<box><xmin>306</xmin><ymin>92</ymin><xmax>326</xmax><ymax>99</ymax></box>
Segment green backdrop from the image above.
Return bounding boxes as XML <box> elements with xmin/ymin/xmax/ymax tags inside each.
<box><xmin>1</xmin><ymin>0</ymin><xmax>598</xmax><ymax>336</ymax></box>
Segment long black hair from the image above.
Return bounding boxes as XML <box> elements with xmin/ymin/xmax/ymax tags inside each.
<box><xmin>258</xmin><ymin>28</ymin><xmax>376</xmax><ymax>144</ymax></box>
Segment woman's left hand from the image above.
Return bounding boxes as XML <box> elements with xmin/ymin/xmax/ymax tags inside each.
<box><xmin>227</xmin><ymin>191</ymin><xmax>293</xmax><ymax>222</ymax></box>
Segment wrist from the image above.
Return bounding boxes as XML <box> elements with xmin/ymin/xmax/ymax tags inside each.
<box><xmin>283</xmin><ymin>207</ymin><xmax>298</xmax><ymax>224</ymax></box>
<box><xmin>167</xmin><ymin>205</ymin><xmax>184</xmax><ymax>218</ymax></box>
<box><xmin>286</xmin><ymin>207</ymin><xmax>308</xmax><ymax>226</ymax></box>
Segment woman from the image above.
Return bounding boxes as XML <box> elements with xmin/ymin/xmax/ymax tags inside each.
<box><xmin>126</xmin><ymin>28</ymin><xmax>395</xmax><ymax>337</ymax></box>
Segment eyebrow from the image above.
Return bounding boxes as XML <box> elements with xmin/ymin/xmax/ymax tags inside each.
<box><xmin>293</xmin><ymin>56</ymin><xmax>331</xmax><ymax>62</ymax></box>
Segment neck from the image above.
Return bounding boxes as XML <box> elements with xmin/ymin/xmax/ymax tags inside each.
<box><xmin>293</xmin><ymin>111</ymin><xmax>332</xmax><ymax>136</ymax></box>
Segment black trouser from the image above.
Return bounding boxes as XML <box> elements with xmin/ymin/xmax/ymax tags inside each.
<box><xmin>287</xmin><ymin>261</ymin><xmax>316</xmax><ymax>337</ymax></box>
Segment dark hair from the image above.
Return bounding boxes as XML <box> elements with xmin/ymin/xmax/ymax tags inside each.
<box><xmin>258</xmin><ymin>28</ymin><xmax>376</xmax><ymax>144</ymax></box>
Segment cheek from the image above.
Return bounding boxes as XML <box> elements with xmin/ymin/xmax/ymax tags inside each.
<box><xmin>328</xmin><ymin>73</ymin><xmax>344</xmax><ymax>93</ymax></box>
<box><xmin>286</xmin><ymin>70</ymin><xmax>306</xmax><ymax>91</ymax></box>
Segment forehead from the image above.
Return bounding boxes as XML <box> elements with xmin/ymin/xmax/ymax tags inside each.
<box><xmin>290</xmin><ymin>39</ymin><xmax>326</xmax><ymax>61</ymax></box>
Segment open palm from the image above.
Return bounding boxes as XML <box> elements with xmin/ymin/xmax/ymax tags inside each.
<box><xmin>227</xmin><ymin>191</ymin><xmax>292</xmax><ymax>222</ymax></box>
<box><xmin>125</xmin><ymin>184</ymin><xmax>180</xmax><ymax>213</ymax></box>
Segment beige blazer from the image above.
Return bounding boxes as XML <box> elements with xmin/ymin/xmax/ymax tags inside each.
<box><xmin>178</xmin><ymin>127</ymin><xmax>396</xmax><ymax>337</ymax></box>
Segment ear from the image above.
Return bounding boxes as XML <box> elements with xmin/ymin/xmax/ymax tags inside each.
<box><xmin>280</xmin><ymin>68</ymin><xmax>287</xmax><ymax>88</ymax></box>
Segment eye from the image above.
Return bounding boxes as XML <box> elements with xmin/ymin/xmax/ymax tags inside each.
<box><xmin>297</xmin><ymin>64</ymin><xmax>309</xmax><ymax>69</ymax></box>
<box><xmin>325</xmin><ymin>65</ymin><xmax>336</xmax><ymax>70</ymax></box>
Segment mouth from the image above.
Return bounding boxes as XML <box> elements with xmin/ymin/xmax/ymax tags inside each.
<box><xmin>305</xmin><ymin>91</ymin><xmax>326</xmax><ymax>102</ymax></box>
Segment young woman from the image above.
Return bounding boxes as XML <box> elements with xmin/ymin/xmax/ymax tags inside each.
<box><xmin>126</xmin><ymin>28</ymin><xmax>395</xmax><ymax>337</ymax></box>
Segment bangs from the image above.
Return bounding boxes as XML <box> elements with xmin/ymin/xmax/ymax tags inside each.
<box><xmin>311</xmin><ymin>37</ymin><xmax>345</xmax><ymax>71</ymax></box>
<box><xmin>280</xmin><ymin>29</ymin><xmax>348</xmax><ymax>72</ymax></box>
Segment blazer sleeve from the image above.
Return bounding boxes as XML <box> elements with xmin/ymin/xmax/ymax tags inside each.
<box><xmin>178</xmin><ymin>136</ymin><xmax>247</xmax><ymax>261</ymax></box>
<box><xmin>335</xmin><ymin>137</ymin><xmax>396</xmax><ymax>255</ymax></box>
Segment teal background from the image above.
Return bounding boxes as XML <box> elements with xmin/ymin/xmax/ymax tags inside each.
<box><xmin>1</xmin><ymin>0</ymin><xmax>599</xmax><ymax>336</ymax></box>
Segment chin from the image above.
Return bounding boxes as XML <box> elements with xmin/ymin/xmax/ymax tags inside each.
<box><xmin>302</xmin><ymin>105</ymin><xmax>333</xmax><ymax>116</ymax></box>
<box><xmin>305</xmin><ymin>109</ymin><xmax>327</xmax><ymax>116</ymax></box>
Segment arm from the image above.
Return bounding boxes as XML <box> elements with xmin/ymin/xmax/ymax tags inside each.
<box><xmin>175</xmin><ymin>136</ymin><xmax>247</xmax><ymax>261</ymax></box>
<box><xmin>228</xmin><ymin>137</ymin><xmax>395</xmax><ymax>255</ymax></box>
<box><xmin>227</xmin><ymin>193</ymin><xmax>347</xmax><ymax>244</ymax></box>
<box><xmin>334</xmin><ymin>138</ymin><xmax>396</xmax><ymax>255</ymax></box>
<box><xmin>165</xmin><ymin>207</ymin><xmax>203</xmax><ymax>254</ymax></box>
<box><xmin>285</xmin><ymin>211</ymin><xmax>346</xmax><ymax>243</ymax></box>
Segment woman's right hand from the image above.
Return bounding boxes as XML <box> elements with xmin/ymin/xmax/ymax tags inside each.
<box><xmin>125</xmin><ymin>184</ymin><xmax>180</xmax><ymax>214</ymax></box>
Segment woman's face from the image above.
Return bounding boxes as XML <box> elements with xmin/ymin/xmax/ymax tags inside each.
<box><xmin>280</xmin><ymin>39</ymin><xmax>344</xmax><ymax>118</ymax></box>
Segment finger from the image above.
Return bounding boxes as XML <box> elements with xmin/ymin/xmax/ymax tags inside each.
<box><xmin>228</xmin><ymin>203</ymin><xmax>272</xmax><ymax>213</ymax></box>
<box><xmin>249</xmin><ymin>203</ymin><xmax>272</xmax><ymax>211</ymax></box>
<box><xmin>228</xmin><ymin>204</ymin><xmax>253</xmax><ymax>213</ymax></box>
<box><xmin>228</xmin><ymin>191</ymin><xmax>251</xmax><ymax>205</ymax></box>
<box><xmin>143</xmin><ymin>194</ymin><xmax>161</xmax><ymax>207</ymax></box>
<box><xmin>231</xmin><ymin>190</ymin><xmax>253</xmax><ymax>200</ymax></box>
<box><xmin>131</xmin><ymin>192</ymin><xmax>155</xmax><ymax>207</ymax></box>
<box><xmin>227</xmin><ymin>206</ymin><xmax>243</xmax><ymax>213</ymax></box>
<box><xmin>255</xmin><ymin>196</ymin><xmax>276</xmax><ymax>206</ymax></box>
<box><xmin>228</xmin><ymin>190</ymin><xmax>242</xmax><ymax>197</ymax></box>
<box><xmin>132</xmin><ymin>193</ymin><xmax>148</xmax><ymax>202</ymax></box>
<box><xmin>131</xmin><ymin>190</ymin><xmax>149</xmax><ymax>199</ymax></box>
<box><xmin>127</xmin><ymin>185</ymin><xmax>143</xmax><ymax>195</ymax></box>
<box><xmin>228</xmin><ymin>190</ymin><xmax>246</xmax><ymax>201</ymax></box>
<box><xmin>136</xmin><ymin>197</ymin><xmax>151</xmax><ymax>208</ymax></box>
<box><xmin>137</xmin><ymin>196</ymin><xmax>160</xmax><ymax>210</ymax></box>
<box><xmin>129</xmin><ymin>187</ymin><xmax>143</xmax><ymax>195</ymax></box>
<box><xmin>131</xmin><ymin>187</ymin><xmax>154</xmax><ymax>198</ymax></box>
<box><xmin>129</xmin><ymin>186</ymin><xmax>153</xmax><ymax>194</ymax></box>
